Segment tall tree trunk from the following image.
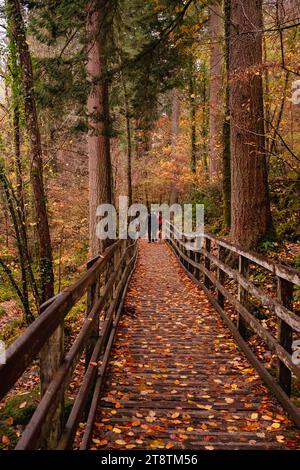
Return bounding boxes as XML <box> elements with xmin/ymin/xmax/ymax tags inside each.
<box><xmin>120</xmin><ymin>67</ymin><xmax>133</xmax><ymax>205</ymax></box>
<box><xmin>8</xmin><ymin>24</ymin><xmax>40</xmax><ymax>311</ymax></box>
<box><xmin>229</xmin><ymin>0</ymin><xmax>273</xmax><ymax>249</ymax></box>
<box><xmin>7</xmin><ymin>0</ymin><xmax>54</xmax><ymax>303</ymax></box>
<box><xmin>125</xmin><ymin>113</ymin><xmax>133</xmax><ymax>206</ymax></box>
<box><xmin>208</xmin><ymin>0</ymin><xmax>223</xmax><ymax>182</ymax></box>
<box><xmin>222</xmin><ymin>0</ymin><xmax>231</xmax><ymax>229</ymax></box>
<box><xmin>170</xmin><ymin>89</ymin><xmax>180</xmax><ymax>205</ymax></box>
<box><xmin>200</xmin><ymin>62</ymin><xmax>209</xmax><ymax>172</ymax></box>
<box><xmin>6</xmin><ymin>0</ymin><xmax>63</xmax><ymax>448</ymax></box>
<box><xmin>12</xmin><ymin>106</ymin><xmax>32</xmax><ymax>322</ymax></box>
<box><xmin>87</xmin><ymin>1</ymin><xmax>113</xmax><ymax>257</ymax></box>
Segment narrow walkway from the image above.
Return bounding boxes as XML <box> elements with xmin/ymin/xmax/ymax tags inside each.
<box><xmin>91</xmin><ymin>241</ymin><xmax>298</xmax><ymax>450</ymax></box>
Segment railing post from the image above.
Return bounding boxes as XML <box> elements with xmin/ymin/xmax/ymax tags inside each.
<box><xmin>185</xmin><ymin>235</ymin><xmax>191</xmax><ymax>273</ymax></box>
<box><xmin>237</xmin><ymin>255</ymin><xmax>248</xmax><ymax>338</ymax></box>
<box><xmin>39</xmin><ymin>303</ymin><xmax>64</xmax><ymax>449</ymax></box>
<box><xmin>190</xmin><ymin>238</ymin><xmax>196</xmax><ymax>278</ymax></box>
<box><xmin>217</xmin><ymin>245</ymin><xmax>225</xmax><ymax>309</ymax></box>
<box><xmin>204</xmin><ymin>238</ymin><xmax>211</xmax><ymax>289</ymax></box>
<box><xmin>112</xmin><ymin>242</ymin><xmax>123</xmax><ymax>318</ymax></box>
<box><xmin>194</xmin><ymin>237</ymin><xmax>201</xmax><ymax>281</ymax></box>
<box><xmin>277</xmin><ymin>277</ymin><xmax>293</xmax><ymax>396</ymax></box>
<box><xmin>85</xmin><ymin>256</ymin><xmax>100</xmax><ymax>371</ymax></box>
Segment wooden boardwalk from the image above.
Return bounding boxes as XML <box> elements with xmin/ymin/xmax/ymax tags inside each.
<box><xmin>91</xmin><ymin>241</ymin><xmax>298</xmax><ymax>450</ymax></box>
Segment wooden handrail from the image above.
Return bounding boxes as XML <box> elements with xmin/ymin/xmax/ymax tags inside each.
<box><xmin>0</xmin><ymin>240</ymin><xmax>122</xmax><ymax>400</ymax></box>
<box><xmin>0</xmin><ymin>238</ymin><xmax>138</xmax><ymax>449</ymax></box>
<box><xmin>166</xmin><ymin>221</ymin><xmax>300</xmax><ymax>285</ymax></box>
<box><xmin>166</xmin><ymin>222</ymin><xmax>300</xmax><ymax>428</ymax></box>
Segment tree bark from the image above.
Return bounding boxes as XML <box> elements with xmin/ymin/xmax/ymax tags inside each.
<box><xmin>7</xmin><ymin>0</ymin><xmax>54</xmax><ymax>303</ymax></box>
<box><xmin>229</xmin><ymin>0</ymin><xmax>273</xmax><ymax>249</ymax></box>
<box><xmin>170</xmin><ymin>89</ymin><xmax>180</xmax><ymax>205</ymax></box>
<box><xmin>120</xmin><ymin>67</ymin><xmax>133</xmax><ymax>205</ymax></box>
<box><xmin>200</xmin><ymin>62</ymin><xmax>209</xmax><ymax>172</ymax></box>
<box><xmin>222</xmin><ymin>0</ymin><xmax>231</xmax><ymax>229</ymax></box>
<box><xmin>6</xmin><ymin>17</ymin><xmax>41</xmax><ymax>310</ymax></box>
<box><xmin>6</xmin><ymin>0</ymin><xmax>63</xmax><ymax>448</ymax></box>
<box><xmin>208</xmin><ymin>0</ymin><xmax>223</xmax><ymax>182</ymax></box>
<box><xmin>87</xmin><ymin>0</ymin><xmax>113</xmax><ymax>257</ymax></box>
<box><xmin>189</xmin><ymin>75</ymin><xmax>197</xmax><ymax>174</ymax></box>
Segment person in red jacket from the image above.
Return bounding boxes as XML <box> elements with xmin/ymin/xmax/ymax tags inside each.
<box><xmin>158</xmin><ymin>211</ymin><xmax>163</xmax><ymax>242</ymax></box>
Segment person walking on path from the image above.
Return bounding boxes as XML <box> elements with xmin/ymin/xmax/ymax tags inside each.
<box><xmin>158</xmin><ymin>211</ymin><xmax>163</xmax><ymax>242</ymax></box>
<box><xmin>148</xmin><ymin>211</ymin><xmax>158</xmax><ymax>242</ymax></box>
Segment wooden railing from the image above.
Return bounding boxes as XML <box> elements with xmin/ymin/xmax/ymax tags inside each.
<box><xmin>0</xmin><ymin>238</ymin><xmax>138</xmax><ymax>449</ymax></box>
<box><xmin>166</xmin><ymin>222</ymin><xmax>300</xmax><ymax>428</ymax></box>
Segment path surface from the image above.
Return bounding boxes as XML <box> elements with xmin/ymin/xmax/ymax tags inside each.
<box><xmin>91</xmin><ymin>241</ymin><xmax>298</xmax><ymax>450</ymax></box>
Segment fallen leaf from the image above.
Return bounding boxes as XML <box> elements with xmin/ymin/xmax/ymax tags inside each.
<box><xmin>271</xmin><ymin>423</ymin><xmax>281</xmax><ymax>429</ymax></box>
<box><xmin>225</xmin><ymin>398</ymin><xmax>234</xmax><ymax>404</ymax></box>
<box><xmin>2</xmin><ymin>435</ymin><xmax>10</xmax><ymax>445</ymax></box>
<box><xmin>115</xmin><ymin>439</ymin><xmax>126</xmax><ymax>445</ymax></box>
<box><xmin>112</xmin><ymin>427</ymin><xmax>122</xmax><ymax>434</ymax></box>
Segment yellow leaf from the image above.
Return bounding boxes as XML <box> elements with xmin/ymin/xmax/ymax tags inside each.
<box><xmin>225</xmin><ymin>398</ymin><xmax>234</xmax><ymax>404</ymax></box>
<box><xmin>197</xmin><ymin>404</ymin><xmax>212</xmax><ymax>410</ymax></box>
<box><xmin>271</xmin><ymin>423</ymin><xmax>280</xmax><ymax>429</ymax></box>
<box><xmin>115</xmin><ymin>439</ymin><xmax>126</xmax><ymax>445</ymax></box>
<box><xmin>92</xmin><ymin>438</ymin><xmax>108</xmax><ymax>446</ymax></box>
<box><xmin>112</xmin><ymin>427</ymin><xmax>122</xmax><ymax>434</ymax></box>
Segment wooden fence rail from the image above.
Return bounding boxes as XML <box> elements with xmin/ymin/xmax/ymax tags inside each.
<box><xmin>166</xmin><ymin>222</ymin><xmax>300</xmax><ymax>428</ymax></box>
<box><xmin>0</xmin><ymin>238</ymin><xmax>138</xmax><ymax>449</ymax></box>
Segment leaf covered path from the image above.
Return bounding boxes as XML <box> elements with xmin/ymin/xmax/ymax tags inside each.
<box><xmin>91</xmin><ymin>241</ymin><xmax>299</xmax><ymax>450</ymax></box>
